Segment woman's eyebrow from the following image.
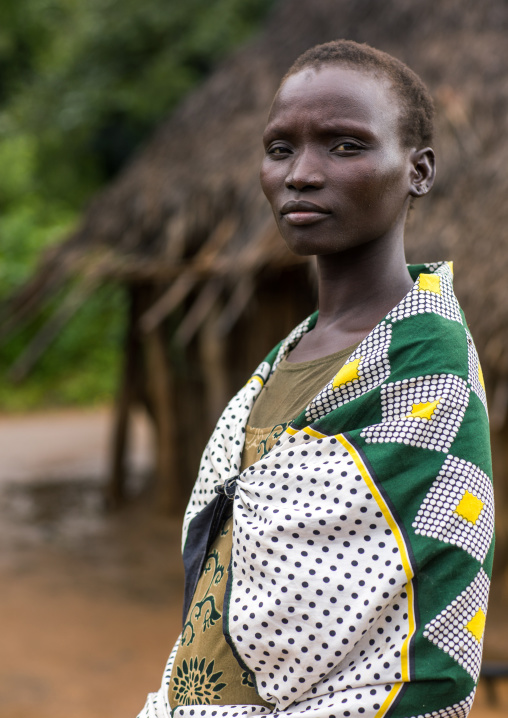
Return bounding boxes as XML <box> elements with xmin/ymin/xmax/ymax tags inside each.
<box><xmin>262</xmin><ymin>122</ymin><xmax>290</xmax><ymax>140</ymax></box>
<box><xmin>314</xmin><ymin>120</ymin><xmax>376</xmax><ymax>137</ymax></box>
<box><xmin>262</xmin><ymin>121</ymin><xmax>377</xmax><ymax>145</ymax></box>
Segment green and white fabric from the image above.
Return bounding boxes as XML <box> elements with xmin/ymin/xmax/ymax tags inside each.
<box><xmin>137</xmin><ymin>261</ymin><xmax>493</xmax><ymax>718</ymax></box>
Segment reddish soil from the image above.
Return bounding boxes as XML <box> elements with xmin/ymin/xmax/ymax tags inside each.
<box><xmin>0</xmin><ymin>409</ymin><xmax>506</xmax><ymax>718</ymax></box>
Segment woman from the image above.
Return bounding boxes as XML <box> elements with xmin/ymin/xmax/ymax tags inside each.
<box><xmin>138</xmin><ymin>40</ymin><xmax>493</xmax><ymax>718</ymax></box>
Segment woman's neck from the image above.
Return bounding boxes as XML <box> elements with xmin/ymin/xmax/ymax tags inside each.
<box><xmin>287</xmin><ymin>237</ymin><xmax>413</xmax><ymax>362</ymax></box>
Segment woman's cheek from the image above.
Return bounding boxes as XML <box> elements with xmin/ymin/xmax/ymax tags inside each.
<box><xmin>259</xmin><ymin>162</ymin><xmax>275</xmax><ymax>201</ymax></box>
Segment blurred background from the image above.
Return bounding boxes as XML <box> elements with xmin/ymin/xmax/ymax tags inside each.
<box><xmin>1</xmin><ymin>0</ymin><xmax>508</xmax><ymax>716</ymax></box>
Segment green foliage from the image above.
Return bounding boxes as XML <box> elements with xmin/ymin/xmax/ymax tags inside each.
<box><xmin>1</xmin><ymin>0</ymin><xmax>274</xmax><ymax>203</ymax></box>
<box><xmin>0</xmin><ymin>133</ymin><xmax>76</xmax><ymax>300</ymax></box>
<box><xmin>0</xmin><ymin>285</ymin><xmax>126</xmax><ymax>410</ymax></box>
<box><xmin>0</xmin><ymin>0</ymin><xmax>274</xmax><ymax>410</ymax></box>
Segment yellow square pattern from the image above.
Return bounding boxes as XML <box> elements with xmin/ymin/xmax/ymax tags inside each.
<box><xmin>332</xmin><ymin>357</ymin><xmax>361</xmax><ymax>390</ymax></box>
<box><xmin>464</xmin><ymin>608</ymin><xmax>486</xmax><ymax>643</ymax></box>
<box><xmin>407</xmin><ymin>399</ymin><xmax>441</xmax><ymax>421</ymax></box>
<box><xmin>454</xmin><ymin>491</ymin><xmax>484</xmax><ymax>525</ymax></box>
<box><xmin>418</xmin><ymin>274</ymin><xmax>442</xmax><ymax>294</ymax></box>
<box><xmin>478</xmin><ymin>364</ymin><xmax>485</xmax><ymax>391</ymax></box>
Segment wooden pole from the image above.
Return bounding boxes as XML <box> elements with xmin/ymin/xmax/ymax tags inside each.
<box><xmin>199</xmin><ymin>306</ymin><xmax>229</xmax><ymax>428</ymax></box>
<box><xmin>144</xmin><ymin>321</ymin><xmax>181</xmax><ymax>514</ymax></box>
<box><xmin>106</xmin><ymin>288</ymin><xmax>140</xmax><ymax>507</ymax></box>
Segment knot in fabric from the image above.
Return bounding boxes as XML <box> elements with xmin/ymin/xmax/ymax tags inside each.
<box><xmin>214</xmin><ymin>477</ymin><xmax>238</xmax><ymax>500</ymax></box>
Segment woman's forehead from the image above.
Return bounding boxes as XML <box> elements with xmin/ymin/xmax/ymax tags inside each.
<box><xmin>267</xmin><ymin>64</ymin><xmax>401</xmax><ymax>133</ymax></box>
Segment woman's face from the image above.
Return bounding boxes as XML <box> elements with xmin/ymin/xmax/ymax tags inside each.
<box><xmin>260</xmin><ymin>64</ymin><xmax>420</xmax><ymax>257</ymax></box>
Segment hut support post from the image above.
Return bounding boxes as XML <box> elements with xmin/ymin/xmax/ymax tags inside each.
<box><xmin>108</xmin><ymin>360</ymin><xmax>133</xmax><ymax>507</ymax></box>
<box><xmin>145</xmin><ymin>324</ymin><xmax>180</xmax><ymax>513</ymax></box>
<box><xmin>199</xmin><ymin>306</ymin><xmax>229</xmax><ymax>428</ymax></box>
<box><xmin>107</xmin><ymin>288</ymin><xmax>140</xmax><ymax>507</ymax></box>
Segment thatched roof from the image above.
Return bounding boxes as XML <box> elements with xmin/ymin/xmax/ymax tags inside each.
<box><xmin>5</xmin><ymin>0</ymin><xmax>508</xmax><ymax>377</ymax></box>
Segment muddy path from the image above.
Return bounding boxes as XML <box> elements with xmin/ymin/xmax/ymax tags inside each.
<box><xmin>0</xmin><ymin>408</ymin><xmax>184</xmax><ymax>718</ymax></box>
<box><xmin>0</xmin><ymin>409</ymin><xmax>506</xmax><ymax>717</ymax></box>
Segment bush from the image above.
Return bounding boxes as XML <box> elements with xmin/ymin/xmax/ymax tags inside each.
<box><xmin>0</xmin><ymin>0</ymin><xmax>274</xmax><ymax>410</ymax></box>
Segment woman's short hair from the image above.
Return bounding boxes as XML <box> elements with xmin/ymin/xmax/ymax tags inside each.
<box><xmin>283</xmin><ymin>40</ymin><xmax>434</xmax><ymax>149</ymax></box>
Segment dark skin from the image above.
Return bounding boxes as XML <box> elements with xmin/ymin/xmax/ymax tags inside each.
<box><xmin>260</xmin><ymin>65</ymin><xmax>436</xmax><ymax>362</ymax></box>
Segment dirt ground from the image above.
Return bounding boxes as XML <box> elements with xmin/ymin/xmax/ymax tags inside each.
<box><xmin>0</xmin><ymin>408</ymin><xmax>506</xmax><ymax>718</ymax></box>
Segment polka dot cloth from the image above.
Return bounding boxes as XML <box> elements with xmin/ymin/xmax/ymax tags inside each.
<box><xmin>173</xmin><ymin>706</ymin><xmax>270</xmax><ymax>717</ymax></box>
<box><xmin>423</xmin><ymin>568</ymin><xmax>490</xmax><ymax>681</ymax></box>
<box><xmin>271</xmin><ymin>316</ymin><xmax>312</xmax><ymax>374</ymax></box>
<box><xmin>182</xmin><ymin>359</ymin><xmax>271</xmax><ymax>548</ymax></box>
<box><xmin>314</xmin><ymin>587</ymin><xmax>409</xmax><ymax>705</ymax></box>
<box><xmin>386</xmin><ymin>263</ymin><xmax>462</xmax><ymax>325</ymax></box>
<box><xmin>407</xmin><ymin>690</ymin><xmax>475</xmax><ymax>718</ymax></box>
<box><xmin>360</xmin><ymin>374</ymin><xmax>469</xmax><ymax>452</ymax></box>
<box><xmin>137</xmin><ymin>261</ymin><xmax>491</xmax><ymax>718</ymax></box>
<box><xmin>466</xmin><ymin>329</ymin><xmax>488</xmax><ymax>415</ymax></box>
<box><xmin>227</xmin><ymin>430</ymin><xmax>412</xmax><ymax>712</ymax></box>
<box><xmin>305</xmin><ymin>323</ymin><xmax>392</xmax><ymax>422</ymax></box>
<box><xmin>413</xmin><ymin>455</ymin><xmax>494</xmax><ymax>563</ymax></box>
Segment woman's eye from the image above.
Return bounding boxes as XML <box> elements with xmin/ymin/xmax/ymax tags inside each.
<box><xmin>268</xmin><ymin>145</ymin><xmax>290</xmax><ymax>156</ymax></box>
<box><xmin>333</xmin><ymin>141</ymin><xmax>361</xmax><ymax>152</ymax></box>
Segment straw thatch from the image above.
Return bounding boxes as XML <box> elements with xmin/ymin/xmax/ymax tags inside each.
<box><xmin>3</xmin><ymin>0</ymin><xmax>508</xmax><ymax>532</ymax></box>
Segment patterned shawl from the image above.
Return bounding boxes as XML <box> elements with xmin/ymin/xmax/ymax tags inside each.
<box><xmin>138</xmin><ymin>261</ymin><xmax>493</xmax><ymax>718</ymax></box>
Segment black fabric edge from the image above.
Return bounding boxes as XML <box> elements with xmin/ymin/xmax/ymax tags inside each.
<box><xmin>182</xmin><ymin>493</ymin><xmax>230</xmax><ymax>625</ymax></box>
<box><xmin>385</xmin><ymin>681</ymin><xmax>409</xmax><ymax>718</ymax></box>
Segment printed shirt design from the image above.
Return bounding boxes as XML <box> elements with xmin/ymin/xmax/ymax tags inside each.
<box><xmin>169</xmin><ymin>517</ymin><xmax>273</xmax><ymax>710</ymax></box>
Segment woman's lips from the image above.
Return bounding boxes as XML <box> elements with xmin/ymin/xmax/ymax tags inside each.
<box><xmin>281</xmin><ymin>201</ymin><xmax>330</xmax><ymax>225</ymax></box>
<box><xmin>283</xmin><ymin>211</ymin><xmax>329</xmax><ymax>225</ymax></box>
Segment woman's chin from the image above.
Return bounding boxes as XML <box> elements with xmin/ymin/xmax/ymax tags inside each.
<box><xmin>281</xmin><ymin>237</ymin><xmax>345</xmax><ymax>258</ymax></box>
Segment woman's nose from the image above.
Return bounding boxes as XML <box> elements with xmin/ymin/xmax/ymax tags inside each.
<box><xmin>285</xmin><ymin>149</ymin><xmax>324</xmax><ymax>191</ymax></box>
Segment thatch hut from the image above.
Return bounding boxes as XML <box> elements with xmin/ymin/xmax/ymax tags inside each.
<box><xmin>3</xmin><ymin>0</ymin><xmax>508</xmax><ymax>550</ymax></box>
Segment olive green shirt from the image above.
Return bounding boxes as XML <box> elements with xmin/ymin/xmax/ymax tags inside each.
<box><xmin>243</xmin><ymin>344</ymin><xmax>359</xmax><ymax>467</ymax></box>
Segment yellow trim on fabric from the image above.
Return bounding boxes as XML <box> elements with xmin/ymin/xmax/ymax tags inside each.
<box><xmin>335</xmin><ymin>434</ymin><xmax>415</xmax><ymax>686</ymax></box>
<box><xmin>447</xmin><ymin>261</ymin><xmax>454</xmax><ymax>275</ymax></box>
<box><xmin>286</xmin><ymin>425</ymin><xmax>299</xmax><ymax>436</ymax></box>
<box><xmin>247</xmin><ymin>375</ymin><xmax>264</xmax><ymax>387</ymax></box>
<box><xmin>402</xmin><ymin>579</ymin><xmax>416</xmax><ymax>682</ymax></box>
<box><xmin>303</xmin><ymin>427</ymin><xmax>328</xmax><ymax>440</ymax></box>
<box><xmin>375</xmin><ymin>683</ymin><xmax>404</xmax><ymax>718</ymax></box>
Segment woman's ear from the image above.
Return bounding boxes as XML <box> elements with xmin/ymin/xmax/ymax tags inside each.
<box><xmin>409</xmin><ymin>148</ymin><xmax>436</xmax><ymax>197</ymax></box>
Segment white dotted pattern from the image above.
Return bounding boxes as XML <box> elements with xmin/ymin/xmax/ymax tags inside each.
<box><xmin>424</xmin><ymin>261</ymin><xmax>454</xmax><ymax>278</ymax></box>
<box><xmin>387</xmin><ymin>263</ymin><xmax>462</xmax><ymax>325</ymax></box>
<box><xmin>288</xmin><ymin>684</ymin><xmax>401</xmax><ymax>718</ymax></box>
<box><xmin>272</xmin><ymin>316</ymin><xmax>312</xmax><ymax>373</ymax></box>
<box><xmin>173</xmin><ymin>706</ymin><xmax>270</xmax><ymax>717</ymax></box>
<box><xmin>423</xmin><ymin>569</ymin><xmax>490</xmax><ymax>681</ymax></box>
<box><xmin>182</xmin><ymin>360</ymin><xmax>271</xmax><ymax>549</ymax></box>
<box><xmin>316</xmin><ymin>588</ymin><xmax>409</xmax><ymax>701</ymax></box>
<box><xmin>141</xmin><ymin>685</ymin><xmax>476</xmax><ymax>718</ymax></box>
<box><xmin>413</xmin><ymin>455</ymin><xmax>494</xmax><ymax>563</ymax></box>
<box><xmin>227</xmin><ymin>430</ymin><xmax>412</xmax><ymax>712</ymax></box>
<box><xmin>361</xmin><ymin>374</ymin><xmax>469</xmax><ymax>452</ymax></box>
<box><xmin>407</xmin><ymin>689</ymin><xmax>475</xmax><ymax>718</ymax></box>
<box><xmin>305</xmin><ymin>323</ymin><xmax>392</xmax><ymax>422</ymax></box>
<box><xmin>466</xmin><ymin>329</ymin><xmax>488</xmax><ymax>415</ymax></box>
